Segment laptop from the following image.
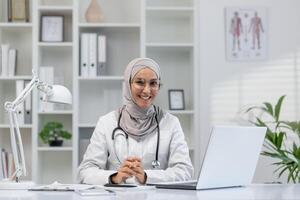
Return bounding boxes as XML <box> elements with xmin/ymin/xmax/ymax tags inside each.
<box><xmin>150</xmin><ymin>126</ymin><xmax>266</xmax><ymax>190</ymax></box>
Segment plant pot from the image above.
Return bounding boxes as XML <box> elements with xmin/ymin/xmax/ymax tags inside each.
<box><xmin>49</xmin><ymin>139</ymin><xmax>63</xmax><ymax>147</ymax></box>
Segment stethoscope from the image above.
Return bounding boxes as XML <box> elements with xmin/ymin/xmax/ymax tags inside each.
<box><xmin>112</xmin><ymin>106</ymin><xmax>161</xmax><ymax>169</ymax></box>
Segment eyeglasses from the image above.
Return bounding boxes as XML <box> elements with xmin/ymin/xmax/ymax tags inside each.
<box><xmin>131</xmin><ymin>78</ymin><xmax>160</xmax><ymax>91</ymax></box>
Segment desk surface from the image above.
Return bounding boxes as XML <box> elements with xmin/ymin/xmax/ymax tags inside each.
<box><xmin>0</xmin><ymin>184</ymin><xmax>299</xmax><ymax>200</ymax></box>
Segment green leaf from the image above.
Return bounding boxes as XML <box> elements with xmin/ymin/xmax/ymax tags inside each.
<box><xmin>263</xmin><ymin>102</ymin><xmax>273</xmax><ymax>116</ymax></box>
<box><xmin>39</xmin><ymin>121</ymin><xmax>72</xmax><ymax>144</ymax></box>
<box><xmin>274</xmin><ymin>95</ymin><xmax>285</xmax><ymax>122</ymax></box>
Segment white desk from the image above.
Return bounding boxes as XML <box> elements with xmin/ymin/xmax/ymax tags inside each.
<box><xmin>0</xmin><ymin>184</ymin><xmax>299</xmax><ymax>200</ymax></box>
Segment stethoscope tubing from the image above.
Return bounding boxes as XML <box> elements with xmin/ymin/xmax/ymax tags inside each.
<box><xmin>112</xmin><ymin>105</ymin><xmax>160</xmax><ymax>168</ymax></box>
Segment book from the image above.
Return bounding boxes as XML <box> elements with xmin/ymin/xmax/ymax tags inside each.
<box><xmin>8</xmin><ymin>49</ymin><xmax>17</xmax><ymax>77</ymax></box>
<box><xmin>1</xmin><ymin>150</ymin><xmax>8</xmax><ymax>179</ymax></box>
<box><xmin>1</xmin><ymin>44</ymin><xmax>10</xmax><ymax>77</ymax></box>
<box><xmin>7</xmin><ymin>0</ymin><xmax>12</xmax><ymax>22</ymax></box>
<box><xmin>0</xmin><ymin>148</ymin><xmax>4</xmax><ymax>180</ymax></box>
<box><xmin>25</xmin><ymin>0</ymin><xmax>30</xmax><ymax>22</ymax></box>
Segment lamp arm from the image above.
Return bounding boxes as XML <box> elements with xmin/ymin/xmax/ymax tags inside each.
<box><xmin>6</xmin><ymin>76</ymin><xmax>38</xmax><ymax>112</ymax></box>
<box><xmin>3</xmin><ymin>71</ymin><xmax>71</xmax><ymax>183</ymax></box>
<box><xmin>7</xmin><ymin>110</ymin><xmax>26</xmax><ymax>182</ymax></box>
<box><xmin>4</xmin><ymin>74</ymin><xmax>49</xmax><ymax>182</ymax></box>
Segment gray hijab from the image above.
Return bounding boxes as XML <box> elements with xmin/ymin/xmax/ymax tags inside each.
<box><xmin>118</xmin><ymin>58</ymin><xmax>164</xmax><ymax>141</ymax></box>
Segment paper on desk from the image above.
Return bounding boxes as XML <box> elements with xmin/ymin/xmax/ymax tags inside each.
<box><xmin>29</xmin><ymin>181</ymin><xmax>94</xmax><ymax>191</ymax></box>
<box><xmin>103</xmin><ymin>185</ymin><xmax>156</xmax><ymax>192</ymax></box>
<box><xmin>76</xmin><ymin>188</ymin><xmax>116</xmax><ymax>196</ymax></box>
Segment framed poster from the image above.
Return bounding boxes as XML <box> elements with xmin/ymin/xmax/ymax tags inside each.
<box><xmin>225</xmin><ymin>7</ymin><xmax>268</xmax><ymax>61</ymax></box>
<box><xmin>41</xmin><ymin>16</ymin><xmax>64</xmax><ymax>42</ymax></box>
<box><xmin>168</xmin><ymin>89</ymin><xmax>185</xmax><ymax>110</ymax></box>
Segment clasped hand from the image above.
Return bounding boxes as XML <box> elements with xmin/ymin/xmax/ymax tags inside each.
<box><xmin>112</xmin><ymin>156</ymin><xmax>146</xmax><ymax>184</ymax></box>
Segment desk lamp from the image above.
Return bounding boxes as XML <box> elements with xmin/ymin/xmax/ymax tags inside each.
<box><xmin>0</xmin><ymin>71</ymin><xmax>72</xmax><ymax>189</ymax></box>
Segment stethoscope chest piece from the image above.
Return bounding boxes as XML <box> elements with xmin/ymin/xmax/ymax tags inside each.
<box><xmin>151</xmin><ymin>160</ymin><xmax>161</xmax><ymax>169</ymax></box>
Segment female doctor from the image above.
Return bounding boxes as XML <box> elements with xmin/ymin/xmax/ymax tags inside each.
<box><xmin>78</xmin><ymin>58</ymin><xmax>193</xmax><ymax>185</ymax></box>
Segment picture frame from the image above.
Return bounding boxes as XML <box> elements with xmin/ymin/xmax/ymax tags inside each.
<box><xmin>225</xmin><ymin>7</ymin><xmax>268</xmax><ymax>61</ymax></box>
<box><xmin>40</xmin><ymin>15</ymin><xmax>64</xmax><ymax>42</ymax></box>
<box><xmin>9</xmin><ymin>0</ymin><xmax>30</xmax><ymax>22</ymax></box>
<box><xmin>11</xmin><ymin>0</ymin><xmax>26</xmax><ymax>21</ymax></box>
<box><xmin>168</xmin><ymin>89</ymin><xmax>185</xmax><ymax>110</ymax></box>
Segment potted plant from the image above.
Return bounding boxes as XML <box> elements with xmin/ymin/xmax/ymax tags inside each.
<box><xmin>243</xmin><ymin>95</ymin><xmax>300</xmax><ymax>183</ymax></box>
<box><xmin>39</xmin><ymin>121</ymin><xmax>72</xmax><ymax>147</ymax></box>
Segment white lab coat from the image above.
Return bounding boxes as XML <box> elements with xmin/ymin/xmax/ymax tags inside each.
<box><xmin>77</xmin><ymin>111</ymin><xmax>194</xmax><ymax>185</ymax></box>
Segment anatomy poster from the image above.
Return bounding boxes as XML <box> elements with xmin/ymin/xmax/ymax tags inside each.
<box><xmin>225</xmin><ymin>7</ymin><xmax>267</xmax><ymax>61</ymax></box>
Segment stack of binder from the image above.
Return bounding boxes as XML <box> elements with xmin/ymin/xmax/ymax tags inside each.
<box><xmin>80</xmin><ymin>33</ymin><xmax>106</xmax><ymax>77</ymax></box>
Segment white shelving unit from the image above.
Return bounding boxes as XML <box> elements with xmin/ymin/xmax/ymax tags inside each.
<box><xmin>0</xmin><ymin>0</ymin><xmax>199</xmax><ymax>184</ymax></box>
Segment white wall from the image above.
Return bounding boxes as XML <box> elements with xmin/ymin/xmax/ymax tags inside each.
<box><xmin>198</xmin><ymin>0</ymin><xmax>300</xmax><ymax>183</ymax></box>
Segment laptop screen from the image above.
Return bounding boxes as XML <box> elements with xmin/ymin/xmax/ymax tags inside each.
<box><xmin>196</xmin><ymin>126</ymin><xmax>266</xmax><ymax>190</ymax></box>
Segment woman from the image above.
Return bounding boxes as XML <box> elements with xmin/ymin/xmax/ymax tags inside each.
<box><xmin>78</xmin><ymin>58</ymin><xmax>193</xmax><ymax>185</ymax></box>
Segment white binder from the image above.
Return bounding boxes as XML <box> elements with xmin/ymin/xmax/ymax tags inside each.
<box><xmin>24</xmin><ymin>80</ymin><xmax>32</xmax><ymax>124</ymax></box>
<box><xmin>1</xmin><ymin>44</ymin><xmax>10</xmax><ymax>77</ymax></box>
<box><xmin>16</xmin><ymin>80</ymin><xmax>25</xmax><ymax>125</ymax></box>
<box><xmin>98</xmin><ymin>35</ymin><xmax>106</xmax><ymax>75</ymax></box>
<box><xmin>8</xmin><ymin>49</ymin><xmax>16</xmax><ymax>77</ymax></box>
<box><xmin>88</xmin><ymin>33</ymin><xmax>97</xmax><ymax>77</ymax></box>
<box><xmin>80</xmin><ymin>33</ymin><xmax>90</xmax><ymax>77</ymax></box>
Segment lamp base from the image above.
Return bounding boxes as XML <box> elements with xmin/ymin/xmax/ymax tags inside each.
<box><xmin>0</xmin><ymin>179</ymin><xmax>35</xmax><ymax>190</ymax></box>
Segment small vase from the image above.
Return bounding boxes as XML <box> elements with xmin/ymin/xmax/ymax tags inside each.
<box><xmin>85</xmin><ymin>0</ymin><xmax>104</xmax><ymax>23</ymax></box>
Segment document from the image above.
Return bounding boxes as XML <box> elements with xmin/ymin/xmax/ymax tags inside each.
<box><xmin>28</xmin><ymin>181</ymin><xmax>94</xmax><ymax>191</ymax></box>
<box><xmin>76</xmin><ymin>188</ymin><xmax>115</xmax><ymax>196</ymax></box>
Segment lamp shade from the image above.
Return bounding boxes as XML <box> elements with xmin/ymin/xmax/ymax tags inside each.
<box><xmin>45</xmin><ymin>85</ymin><xmax>72</xmax><ymax>104</ymax></box>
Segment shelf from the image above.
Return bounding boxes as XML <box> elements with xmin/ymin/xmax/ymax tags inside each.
<box><xmin>0</xmin><ymin>23</ymin><xmax>33</xmax><ymax>28</ymax></box>
<box><xmin>38</xmin><ymin>5</ymin><xmax>73</xmax><ymax>13</ymax></box>
<box><xmin>38</xmin><ymin>110</ymin><xmax>73</xmax><ymax>115</ymax></box>
<box><xmin>38</xmin><ymin>42</ymin><xmax>73</xmax><ymax>47</ymax></box>
<box><xmin>168</xmin><ymin>110</ymin><xmax>195</xmax><ymax>115</ymax></box>
<box><xmin>0</xmin><ymin>124</ymin><xmax>32</xmax><ymax>129</ymax></box>
<box><xmin>79</xmin><ymin>23</ymin><xmax>140</xmax><ymax>28</ymax></box>
<box><xmin>146</xmin><ymin>0</ymin><xmax>193</xmax><ymax>7</ymax></box>
<box><xmin>78</xmin><ymin>76</ymin><xmax>123</xmax><ymax>81</ymax></box>
<box><xmin>78</xmin><ymin>124</ymin><xmax>96</xmax><ymax>128</ymax></box>
<box><xmin>146</xmin><ymin>43</ymin><xmax>194</xmax><ymax>48</ymax></box>
<box><xmin>37</xmin><ymin>147</ymin><xmax>73</xmax><ymax>151</ymax></box>
<box><xmin>146</xmin><ymin>7</ymin><xmax>194</xmax><ymax>11</ymax></box>
<box><xmin>0</xmin><ymin>76</ymin><xmax>32</xmax><ymax>80</ymax></box>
